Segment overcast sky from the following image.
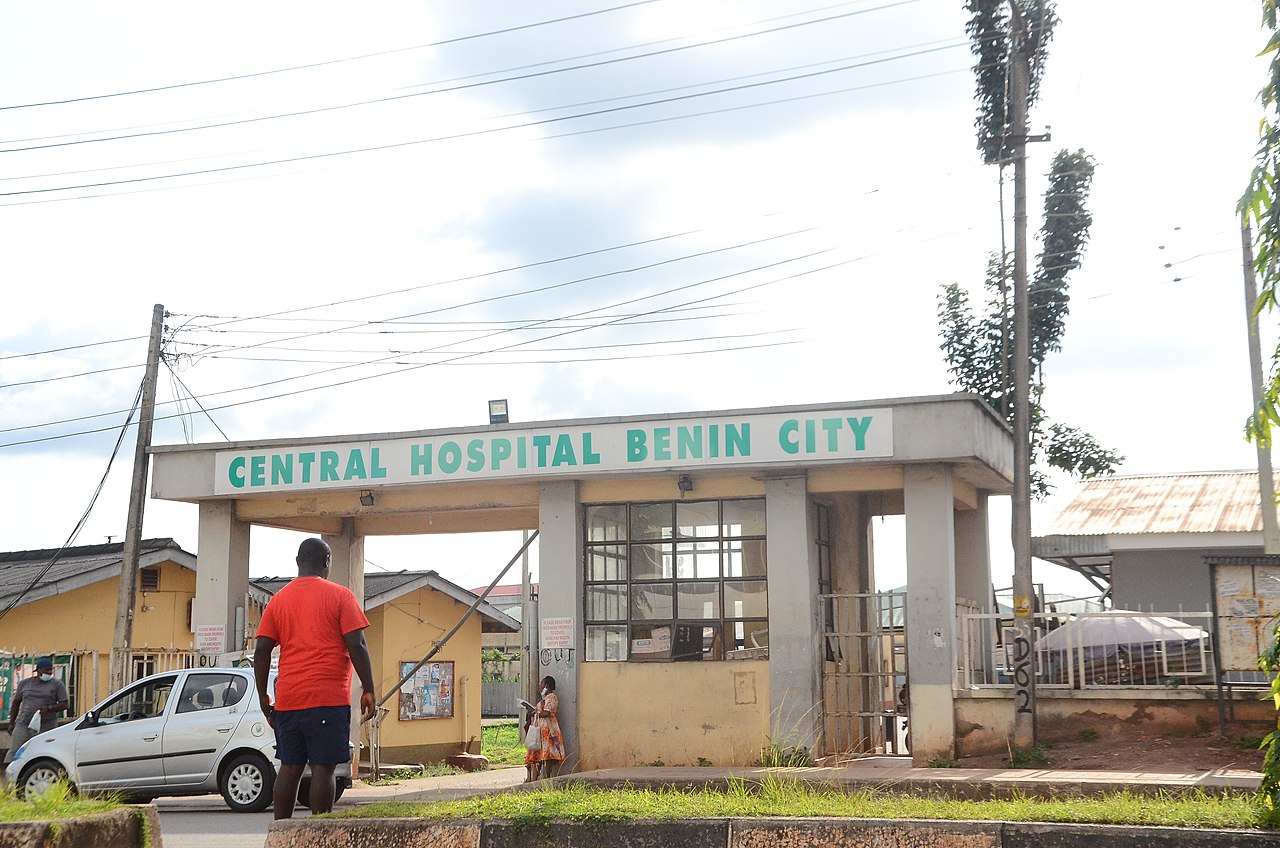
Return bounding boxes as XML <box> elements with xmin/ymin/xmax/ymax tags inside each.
<box><xmin>0</xmin><ymin>1</ymin><xmax>1267</xmax><ymax>600</ymax></box>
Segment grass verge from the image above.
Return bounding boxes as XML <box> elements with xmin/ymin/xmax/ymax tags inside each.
<box><xmin>0</xmin><ymin>782</ymin><xmax>119</xmax><ymax>822</ymax></box>
<box><xmin>482</xmin><ymin>719</ymin><xmax>527</xmax><ymax>766</ymax></box>
<box><xmin>328</xmin><ymin>779</ymin><xmax>1271</xmax><ymax>830</ymax></box>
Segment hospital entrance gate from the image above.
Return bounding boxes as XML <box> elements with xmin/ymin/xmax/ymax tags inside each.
<box><xmin>819</xmin><ymin>592</ymin><xmax>908</xmax><ymax>758</ymax></box>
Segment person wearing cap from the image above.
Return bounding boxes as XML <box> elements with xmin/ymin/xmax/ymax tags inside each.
<box><xmin>253</xmin><ymin>538</ymin><xmax>376</xmax><ymax>819</ymax></box>
<box><xmin>5</xmin><ymin>659</ymin><xmax>69</xmax><ymax>768</ymax></box>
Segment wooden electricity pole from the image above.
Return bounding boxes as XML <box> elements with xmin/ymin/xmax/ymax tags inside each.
<box><xmin>110</xmin><ymin>303</ymin><xmax>165</xmax><ymax>692</ymax></box>
<box><xmin>1007</xmin><ymin>2</ymin><xmax>1037</xmax><ymax>750</ymax></box>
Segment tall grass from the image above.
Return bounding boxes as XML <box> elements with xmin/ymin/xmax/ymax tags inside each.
<box><xmin>0</xmin><ymin>782</ymin><xmax>118</xmax><ymax>822</ymax></box>
<box><xmin>333</xmin><ymin>779</ymin><xmax>1270</xmax><ymax>830</ymax></box>
<box><xmin>482</xmin><ymin>719</ymin><xmax>527</xmax><ymax>766</ymax></box>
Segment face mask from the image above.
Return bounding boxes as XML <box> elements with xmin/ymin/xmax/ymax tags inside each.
<box><xmin>39</xmin><ymin>673</ymin><xmax>52</xmax><ymax>682</ymax></box>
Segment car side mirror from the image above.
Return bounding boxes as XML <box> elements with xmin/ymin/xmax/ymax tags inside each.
<box><xmin>82</xmin><ymin>710</ymin><xmax>97</xmax><ymax>727</ymax></box>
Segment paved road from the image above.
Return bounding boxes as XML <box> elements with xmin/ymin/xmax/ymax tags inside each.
<box><xmin>155</xmin><ymin>766</ymin><xmax>528</xmax><ymax>847</ymax></box>
<box><xmin>158</xmin><ymin>806</ymin><xmax>276</xmax><ymax>848</ymax></box>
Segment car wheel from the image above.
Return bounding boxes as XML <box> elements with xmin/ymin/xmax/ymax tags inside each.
<box><xmin>219</xmin><ymin>753</ymin><xmax>274</xmax><ymax>813</ymax></box>
<box><xmin>18</xmin><ymin>760</ymin><xmax>69</xmax><ymax>800</ymax></box>
<box><xmin>296</xmin><ymin>777</ymin><xmax>347</xmax><ymax>806</ymax></box>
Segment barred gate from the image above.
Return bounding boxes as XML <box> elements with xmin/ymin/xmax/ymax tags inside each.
<box><xmin>819</xmin><ymin>592</ymin><xmax>908</xmax><ymax>758</ymax></box>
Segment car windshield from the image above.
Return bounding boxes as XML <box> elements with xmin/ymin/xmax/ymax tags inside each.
<box><xmin>95</xmin><ymin>677</ymin><xmax>176</xmax><ymax>723</ymax></box>
<box><xmin>176</xmin><ymin>673</ymin><xmax>249</xmax><ymax>713</ymax></box>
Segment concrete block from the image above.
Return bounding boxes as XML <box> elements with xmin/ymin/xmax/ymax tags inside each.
<box><xmin>0</xmin><ymin>806</ymin><xmax>159</xmax><ymax>848</ymax></box>
<box><xmin>1003</xmin><ymin>822</ymin><xmax>1280</xmax><ymax>847</ymax></box>
<box><xmin>265</xmin><ymin>818</ymin><xmax>480</xmax><ymax>848</ymax></box>
<box><xmin>482</xmin><ymin>820</ymin><xmax>728</xmax><ymax>848</ymax></box>
<box><xmin>732</xmin><ymin>817</ymin><xmax>999</xmax><ymax>848</ymax></box>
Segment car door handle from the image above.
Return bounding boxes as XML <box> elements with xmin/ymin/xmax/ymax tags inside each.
<box><xmin>215</xmin><ymin>725</ymin><xmax>233</xmax><ymax>733</ymax></box>
<box><xmin>141</xmin><ymin>734</ymin><xmax>158</xmax><ymax>742</ymax></box>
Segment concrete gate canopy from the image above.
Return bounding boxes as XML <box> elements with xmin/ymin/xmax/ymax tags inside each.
<box><xmin>150</xmin><ymin>395</ymin><xmax>1012</xmax><ymax>536</ymax></box>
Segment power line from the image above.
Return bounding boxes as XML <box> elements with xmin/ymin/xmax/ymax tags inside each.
<box><xmin>0</xmin><ymin>39</ymin><xmax>951</xmax><ymax>198</ymax></box>
<box><xmin>0</xmin><ymin>362</ymin><xmax>145</xmax><ymax>391</ymax></box>
<box><xmin>164</xmin><ymin>359</ymin><xmax>231</xmax><ymax>442</ymax></box>
<box><xmin>0</xmin><ymin>382</ymin><xmax>142</xmax><ymax>622</ymax></box>
<box><xmin>0</xmin><ymin>15</ymin><xmax>946</xmax><ymax>155</ymax></box>
<box><xmin>0</xmin><ymin>246</ymin><xmax>849</xmax><ymax>447</ymax></box>
<box><xmin>169</xmin><ymin>303</ymin><xmax>754</xmax><ymax>330</ymax></box>
<box><xmin>0</xmin><ymin>335</ymin><xmax>147</xmax><ymax>361</ymax></box>
<box><xmin>167</xmin><ymin>229</ymin><xmax>814</xmax><ymax>361</ymax></box>
<box><xmin>0</xmin><ymin>0</ymin><xmax>668</xmax><ymax>111</ymax></box>
<box><xmin>0</xmin><ymin>214</ymin><xmax>990</xmax><ymax>439</ymax></box>
<box><xmin>185</xmin><ymin>328</ymin><xmax>796</xmax><ymax>364</ymax></box>
<box><xmin>0</xmin><ymin>59</ymin><xmax>975</xmax><ymax>207</ymax></box>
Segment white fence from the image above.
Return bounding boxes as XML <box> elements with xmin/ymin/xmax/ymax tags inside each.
<box><xmin>956</xmin><ymin>610</ymin><xmax>1220</xmax><ymax>690</ymax></box>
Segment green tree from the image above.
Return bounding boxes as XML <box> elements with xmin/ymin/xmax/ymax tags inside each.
<box><xmin>1242</xmin><ymin>2</ymin><xmax>1280</xmax><ymax>445</ymax></box>
<box><xmin>937</xmin><ymin>149</ymin><xmax>1123</xmax><ymax>495</ymax></box>
<box><xmin>964</xmin><ymin>0</ymin><xmax>1057</xmax><ymax>165</ymax></box>
<box><xmin>1241</xmin><ymin>3</ymin><xmax>1280</xmax><ymax>821</ymax></box>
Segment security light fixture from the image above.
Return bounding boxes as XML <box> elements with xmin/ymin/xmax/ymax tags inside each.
<box><xmin>359</xmin><ymin>490</ymin><xmax>375</xmax><ymax>507</ymax></box>
<box><xmin>488</xmin><ymin>399</ymin><xmax>509</xmax><ymax>425</ymax></box>
<box><xmin>677</xmin><ymin>474</ymin><xmax>694</xmax><ymax>494</ymax></box>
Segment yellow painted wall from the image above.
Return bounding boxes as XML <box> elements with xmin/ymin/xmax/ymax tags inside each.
<box><xmin>0</xmin><ymin>560</ymin><xmax>198</xmax><ymax>709</ymax></box>
<box><xmin>577</xmin><ymin>661</ymin><xmax>769</xmax><ymax>770</ymax></box>
<box><xmin>369</xmin><ymin>585</ymin><xmax>487</xmax><ymax>763</ymax></box>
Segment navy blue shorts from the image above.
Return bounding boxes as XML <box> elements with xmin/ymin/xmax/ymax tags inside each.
<box><xmin>273</xmin><ymin>705</ymin><xmax>350</xmax><ymax>766</ymax></box>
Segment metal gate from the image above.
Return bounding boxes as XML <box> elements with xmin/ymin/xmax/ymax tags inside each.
<box><xmin>819</xmin><ymin>592</ymin><xmax>908</xmax><ymax>758</ymax></box>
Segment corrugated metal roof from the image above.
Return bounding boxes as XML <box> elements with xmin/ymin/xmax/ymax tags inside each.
<box><xmin>253</xmin><ymin>569</ymin><xmax>519</xmax><ymax>632</ymax></box>
<box><xmin>1043</xmin><ymin>471</ymin><xmax>1269</xmax><ymax>536</ymax></box>
<box><xmin>0</xmin><ymin>538</ymin><xmax>189</xmax><ymax>609</ymax></box>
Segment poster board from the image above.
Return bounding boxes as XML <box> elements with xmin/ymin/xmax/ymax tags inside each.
<box><xmin>1211</xmin><ymin>558</ymin><xmax>1280</xmax><ymax>672</ymax></box>
<box><xmin>398</xmin><ymin>661</ymin><xmax>454</xmax><ymax>720</ymax></box>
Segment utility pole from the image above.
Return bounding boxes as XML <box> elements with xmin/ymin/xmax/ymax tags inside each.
<box><xmin>1243</xmin><ymin>219</ymin><xmax>1280</xmax><ymax>554</ymax></box>
<box><xmin>110</xmin><ymin>304</ymin><xmax>165</xmax><ymax>692</ymax></box>
<box><xmin>1007</xmin><ymin>2</ymin><xmax>1037</xmax><ymax>750</ymax></box>
<box><xmin>520</xmin><ymin>529</ymin><xmax>533</xmax><ymax>701</ymax></box>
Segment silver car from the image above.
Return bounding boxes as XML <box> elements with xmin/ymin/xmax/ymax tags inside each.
<box><xmin>5</xmin><ymin>667</ymin><xmax>352</xmax><ymax>812</ymax></box>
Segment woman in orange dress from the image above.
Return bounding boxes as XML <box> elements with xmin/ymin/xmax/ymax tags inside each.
<box><xmin>524</xmin><ymin>675</ymin><xmax>565</xmax><ymax>780</ymax></box>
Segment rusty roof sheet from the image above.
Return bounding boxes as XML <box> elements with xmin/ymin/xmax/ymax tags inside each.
<box><xmin>1043</xmin><ymin>471</ymin><xmax>1269</xmax><ymax>536</ymax></box>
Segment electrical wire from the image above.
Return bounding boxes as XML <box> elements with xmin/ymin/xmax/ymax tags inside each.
<box><xmin>170</xmin><ymin>229</ymin><xmax>814</xmax><ymax>361</ymax></box>
<box><xmin>0</xmin><ymin>42</ymin><xmax>955</xmax><ymax>199</ymax></box>
<box><xmin>0</xmin><ymin>336</ymin><xmax>147</xmax><ymax>361</ymax></box>
<box><xmin>0</xmin><ymin>245</ymin><xmax>857</xmax><ymax>447</ymax></box>
<box><xmin>186</xmin><ymin>327</ymin><xmax>795</xmax><ymax>364</ymax></box>
<box><xmin>0</xmin><ymin>0</ymin><xmax>669</xmax><ymax>112</ymax></box>
<box><xmin>0</xmin><ymin>381</ymin><xmax>142</xmax><ymax>621</ymax></box>
<box><xmin>0</xmin><ymin>361</ymin><xmax>144</xmax><ymax>391</ymax></box>
<box><xmin>164</xmin><ymin>359</ymin><xmax>231</xmax><ymax>442</ymax></box>
<box><xmin>0</xmin><ymin>16</ymin><xmax>947</xmax><ymax>155</ymax></box>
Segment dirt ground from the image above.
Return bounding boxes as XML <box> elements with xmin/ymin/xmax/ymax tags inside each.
<box><xmin>953</xmin><ymin>729</ymin><xmax>1269</xmax><ymax>773</ymax></box>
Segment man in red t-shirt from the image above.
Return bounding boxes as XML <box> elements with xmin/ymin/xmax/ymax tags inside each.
<box><xmin>254</xmin><ymin>537</ymin><xmax>376</xmax><ymax>818</ymax></box>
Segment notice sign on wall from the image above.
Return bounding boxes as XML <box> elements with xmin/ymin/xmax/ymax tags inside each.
<box><xmin>398</xmin><ymin>661</ymin><xmax>454</xmax><ymax>720</ymax></box>
<box><xmin>195</xmin><ymin>625</ymin><xmax>225</xmax><ymax>654</ymax></box>
<box><xmin>213</xmin><ymin>407</ymin><xmax>894</xmax><ymax>494</ymax></box>
<box><xmin>541</xmin><ymin>617</ymin><xmax>574</xmax><ymax>649</ymax></box>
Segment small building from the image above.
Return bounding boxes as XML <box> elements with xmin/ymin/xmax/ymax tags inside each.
<box><xmin>0</xmin><ymin>538</ymin><xmax>228</xmax><ymax>713</ymax></box>
<box><xmin>153</xmin><ymin>396</ymin><xmax>1016</xmax><ymax>767</ymax></box>
<box><xmin>470</xmin><ymin>582</ymin><xmax>535</xmax><ymax>680</ymax></box>
<box><xmin>252</xmin><ymin>570</ymin><xmax>517</xmax><ymax>764</ymax></box>
<box><xmin>1032</xmin><ymin>470</ymin><xmax>1274</xmax><ymax>611</ymax></box>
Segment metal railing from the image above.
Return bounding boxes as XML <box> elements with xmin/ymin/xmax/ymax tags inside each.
<box><xmin>956</xmin><ymin>610</ymin><xmax>1218</xmax><ymax>690</ymax></box>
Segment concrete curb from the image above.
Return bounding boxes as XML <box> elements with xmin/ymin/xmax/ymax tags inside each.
<box><xmin>561</xmin><ymin>771</ymin><xmax>1259</xmax><ymax>800</ymax></box>
<box><xmin>263</xmin><ymin>817</ymin><xmax>1280</xmax><ymax>848</ymax></box>
<box><xmin>0</xmin><ymin>805</ymin><xmax>161</xmax><ymax>848</ymax></box>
